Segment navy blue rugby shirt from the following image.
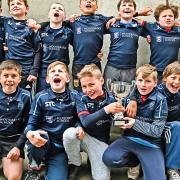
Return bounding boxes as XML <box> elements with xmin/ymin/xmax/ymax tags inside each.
<box><xmin>0</xmin><ymin>16</ymin><xmax>5</xmax><ymax>62</ymax></box>
<box><xmin>3</xmin><ymin>17</ymin><xmax>41</xmax><ymax>76</ymax></box>
<box><xmin>76</xmin><ymin>88</ymin><xmax>115</xmax><ymax>144</ymax></box>
<box><xmin>157</xmin><ymin>83</ymin><xmax>180</xmax><ymax>122</ymax></box>
<box><xmin>124</xmin><ymin>89</ymin><xmax>168</xmax><ymax>147</ymax></box>
<box><xmin>107</xmin><ymin>20</ymin><xmax>145</xmax><ymax>69</ymax></box>
<box><xmin>143</xmin><ymin>22</ymin><xmax>180</xmax><ymax>72</ymax></box>
<box><xmin>67</xmin><ymin>14</ymin><xmax>111</xmax><ymax>65</ymax></box>
<box><xmin>0</xmin><ymin>87</ymin><xmax>31</xmax><ymax>149</ymax></box>
<box><xmin>39</xmin><ymin>23</ymin><xmax>73</xmax><ymax>73</ymax></box>
<box><xmin>25</xmin><ymin>88</ymin><xmax>79</xmax><ymax>145</ymax></box>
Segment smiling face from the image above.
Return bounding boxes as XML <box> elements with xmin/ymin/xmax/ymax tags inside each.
<box><xmin>46</xmin><ymin>64</ymin><xmax>69</xmax><ymax>93</ymax></box>
<box><xmin>80</xmin><ymin>75</ymin><xmax>104</xmax><ymax>99</ymax></box>
<box><xmin>158</xmin><ymin>9</ymin><xmax>175</xmax><ymax>28</ymax></box>
<box><xmin>164</xmin><ymin>74</ymin><xmax>180</xmax><ymax>94</ymax></box>
<box><xmin>136</xmin><ymin>73</ymin><xmax>157</xmax><ymax>96</ymax></box>
<box><xmin>48</xmin><ymin>3</ymin><xmax>65</xmax><ymax>24</ymax></box>
<box><xmin>80</xmin><ymin>0</ymin><xmax>98</xmax><ymax>15</ymax></box>
<box><xmin>9</xmin><ymin>0</ymin><xmax>28</xmax><ymax>19</ymax></box>
<box><xmin>0</xmin><ymin>68</ymin><xmax>21</xmax><ymax>94</ymax></box>
<box><xmin>118</xmin><ymin>1</ymin><xmax>135</xmax><ymax>22</ymax></box>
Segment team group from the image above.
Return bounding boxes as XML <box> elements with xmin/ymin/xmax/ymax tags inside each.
<box><xmin>0</xmin><ymin>0</ymin><xmax>179</xmax><ymax>180</ymax></box>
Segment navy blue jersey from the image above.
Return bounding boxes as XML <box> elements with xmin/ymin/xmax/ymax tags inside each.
<box><xmin>3</xmin><ymin>17</ymin><xmax>41</xmax><ymax>76</ymax></box>
<box><xmin>68</xmin><ymin>14</ymin><xmax>111</xmax><ymax>65</ymax></box>
<box><xmin>144</xmin><ymin>22</ymin><xmax>180</xmax><ymax>72</ymax></box>
<box><xmin>158</xmin><ymin>83</ymin><xmax>180</xmax><ymax>122</ymax></box>
<box><xmin>25</xmin><ymin>88</ymin><xmax>79</xmax><ymax>145</ymax></box>
<box><xmin>124</xmin><ymin>89</ymin><xmax>168</xmax><ymax>147</ymax></box>
<box><xmin>39</xmin><ymin>24</ymin><xmax>73</xmax><ymax>74</ymax></box>
<box><xmin>107</xmin><ymin>20</ymin><xmax>145</xmax><ymax>69</ymax></box>
<box><xmin>0</xmin><ymin>16</ymin><xmax>5</xmax><ymax>62</ymax></box>
<box><xmin>0</xmin><ymin>87</ymin><xmax>31</xmax><ymax>149</ymax></box>
<box><xmin>76</xmin><ymin>88</ymin><xmax>115</xmax><ymax>143</ymax></box>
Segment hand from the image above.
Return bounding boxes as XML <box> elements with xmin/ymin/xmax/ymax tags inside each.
<box><xmin>69</xmin><ymin>14</ymin><xmax>80</xmax><ymax>23</ymax></box>
<box><xmin>126</xmin><ymin>100</ymin><xmax>137</xmax><ymax>118</ymax></box>
<box><xmin>104</xmin><ymin>102</ymin><xmax>125</xmax><ymax>114</ymax></box>
<box><xmin>27</xmin><ymin>19</ymin><xmax>41</xmax><ymax>31</ymax></box>
<box><xmin>27</xmin><ymin>130</ymin><xmax>48</xmax><ymax>147</ymax></box>
<box><xmin>146</xmin><ymin>35</ymin><xmax>151</xmax><ymax>44</ymax></box>
<box><xmin>120</xmin><ymin>117</ymin><xmax>135</xmax><ymax>129</ymax></box>
<box><xmin>76</xmin><ymin>127</ymin><xmax>85</xmax><ymax>140</ymax></box>
<box><xmin>7</xmin><ymin>147</ymin><xmax>20</xmax><ymax>160</ymax></box>
<box><xmin>138</xmin><ymin>7</ymin><xmax>153</xmax><ymax>16</ymax></box>
<box><xmin>174</xmin><ymin>21</ymin><xmax>180</xmax><ymax>27</ymax></box>
<box><xmin>27</xmin><ymin>75</ymin><xmax>37</xmax><ymax>82</ymax></box>
<box><xmin>106</xmin><ymin>17</ymin><xmax>117</xmax><ymax>29</ymax></box>
<box><xmin>97</xmin><ymin>50</ymin><xmax>103</xmax><ymax>61</ymax></box>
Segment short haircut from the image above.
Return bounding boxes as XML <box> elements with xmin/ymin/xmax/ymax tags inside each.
<box><xmin>0</xmin><ymin>60</ymin><xmax>22</xmax><ymax>75</ymax></box>
<box><xmin>136</xmin><ymin>64</ymin><xmax>157</xmax><ymax>81</ymax></box>
<box><xmin>77</xmin><ymin>64</ymin><xmax>102</xmax><ymax>80</ymax></box>
<box><xmin>7</xmin><ymin>0</ymin><xmax>29</xmax><ymax>8</ymax></box>
<box><xmin>80</xmin><ymin>0</ymin><xmax>97</xmax><ymax>5</ymax></box>
<box><xmin>117</xmin><ymin>0</ymin><xmax>136</xmax><ymax>10</ymax></box>
<box><xmin>154</xmin><ymin>4</ymin><xmax>179</xmax><ymax>21</ymax></box>
<box><xmin>47</xmin><ymin>61</ymin><xmax>69</xmax><ymax>76</ymax></box>
<box><xmin>163</xmin><ymin>61</ymin><xmax>180</xmax><ymax>81</ymax></box>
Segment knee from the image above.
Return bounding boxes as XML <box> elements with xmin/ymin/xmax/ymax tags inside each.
<box><xmin>63</xmin><ymin>127</ymin><xmax>77</xmax><ymax>142</ymax></box>
<box><xmin>102</xmin><ymin>150</ymin><xmax>115</xmax><ymax>168</ymax></box>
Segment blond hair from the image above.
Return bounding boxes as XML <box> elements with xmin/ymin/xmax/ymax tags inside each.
<box><xmin>47</xmin><ymin>61</ymin><xmax>69</xmax><ymax>76</ymax></box>
<box><xmin>136</xmin><ymin>64</ymin><xmax>157</xmax><ymax>81</ymax></box>
<box><xmin>0</xmin><ymin>60</ymin><xmax>22</xmax><ymax>75</ymax></box>
<box><xmin>77</xmin><ymin>64</ymin><xmax>102</xmax><ymax>80</ymax></box>
<box><xmin>163</xmin><ymin>61</ymin><xmax>180</xmax><ymax>81</ymax></box>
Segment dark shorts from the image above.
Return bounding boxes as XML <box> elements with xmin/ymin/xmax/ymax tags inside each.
<box><xmin>0</xmin><ymin>135</ymin><xmax>24</xmax><ymax>159</ymax></box>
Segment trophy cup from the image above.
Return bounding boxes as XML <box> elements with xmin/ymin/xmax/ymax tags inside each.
<box><xmin>107</xmin><ymin>80</ymin><xmax>135</xmax><ymax>126</ymax></box>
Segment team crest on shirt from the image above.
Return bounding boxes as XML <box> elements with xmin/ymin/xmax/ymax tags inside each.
<box><xmin>87</xmin><ymin>103</ymin><xmax>95</xmax><ymax>110</ymax></box>
<box><xmin>46</xmin><ymin>116</ymin><xmax>54</xmax><ymax>123</ymax></box>
<box><xmin>73</xmin><ymin>79</ymin><xmax>80</xmax><ymax>88</ymax></box>
<box><xmin>114</xmin><ymin>32</ymin><xmax>119</xmax><ymax>39</ymax></box>
<box><xmin>76</xmin><ymin>27</ymin><xmax>82</xmax><ymax>34</ymax></box>
<box><xmin>156</xmin><ymin>36</ymin><xmax>162</xmax><ymax>42</ymax></box>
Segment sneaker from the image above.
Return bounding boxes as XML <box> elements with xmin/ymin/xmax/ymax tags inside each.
<box><xmin>167</xmin><ymin>169</ymin><xmax>180</xmax><ymax>180</ymax></box>
<box><xmin>23</xmin><ymin>170</ymin><xmax>41</xmax><ymax>180</ymax></box>
<box><xmin>68</xmin><ymin>164</ymin><xmax>81</xmax><ymax>180</ymax></box>
<box><xmin>127</xmin><ymin>165</ymin><xmax>140</xmax><ymax>180</ymax></box>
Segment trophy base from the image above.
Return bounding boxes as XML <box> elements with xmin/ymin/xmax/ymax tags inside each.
<box><xmin>113</xmin><ymin>119</ymin><xmax>128</xmax><ymax>126</ymax></box>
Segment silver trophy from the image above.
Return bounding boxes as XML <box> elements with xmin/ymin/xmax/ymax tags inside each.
<box><xmin>107</xmin><ymin>80</ymin><xmax>135</xmax><ymax>126</ymax></box>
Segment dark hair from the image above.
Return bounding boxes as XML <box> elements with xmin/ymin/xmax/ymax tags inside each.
<box><xmin>7</xmin><ymin>0</ymin><xmax>29</xmax><ymax>8</ymax></box>
<box><xmin>154</xmin><ymin>4</ymin><xmax>179</xmax><ymax>21</ymax></box>
<box><xmin>0</xmin><ymin>60</ymin><xmax>22</xmax><ymax>75</ymax></box>
<box><xmin>117</xmin><ymin>0</ymin><xmax>136</xmax><ymax>10</ymax></box>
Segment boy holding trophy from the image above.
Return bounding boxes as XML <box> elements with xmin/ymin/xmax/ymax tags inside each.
<box><xmin>103</xmin><ymin>64</ymin><xmax>168</xmax><ymax>180</ymax></box>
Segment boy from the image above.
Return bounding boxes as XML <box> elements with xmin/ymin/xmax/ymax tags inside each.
<box><xmin>143</xmin><ymin>4</ymin><xmax>180</xmax><ymax>82</ymax></box>
<box><xmin>37</xmin><ymin>2</ymin><xmax>73</xmax><ymax>92</ymax></box>
<box><xmin>103</xmin><ymin>64</ymin><xmax>168</xmax><ymax>180</ymax></box>
<box><xmin>0</xmin><ymin>60</ymin><xmax>31</xmax><ymax>180</ymax></box>
<box><xmin>24</xmin><ymin>61</ymin><xmax>83</xmax><ymax>180</ymax></box>
<box><xmin>104</xmin><ymin>0</ymin><xmax>146</xmax><ymax>84</ymax></box>
<box><xmin>3</xmin><ymin>0</ymin><xmax>41</xmax><ymax>91</ymax></box>
<box><xmin>63</xmin><ymin>64</ymin><xmax>125</xmax><ymax>180</ymax></box>
<box><xmin>158</xmin><ymin>61</ymin><xmax>180</xmax><ymax>179</ymax></box>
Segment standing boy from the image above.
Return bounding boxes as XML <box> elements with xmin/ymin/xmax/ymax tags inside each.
<box><xmin>37</xmin><ymin>2</ymin><xmax>73</xmax><ymax>92</ymax></box>
<box><xmin>143</xmin><ymin>4</ymin><xmax>180</xmax><ymax>82</ymax></box>
<box><xmin>24</xmin><ymin>61</ymin><xmax>83</xmax><ymax>180</ymax></box>
<box><xmin>103</xmin><ymin>64</ymin><xmax>168</xmax><ymax>180</ymax></box>
<box><xmin>104</xmin><ymin>0</ymin><xmax>145</xmax><ymax>84</ymax></box>
<box><xmin>0</xmin><ymin>60</ymin><xmax>31</xmax><ymax>180</ymax></box>
<box><xmin>4</xmin><ymin>0</ymin><xmax>41</xmax><ymax>90</ymax></box>
<box><xmin>63</xmin><ymin>64</ymin><xmax>125</xmax><ymax>180</ymax></box>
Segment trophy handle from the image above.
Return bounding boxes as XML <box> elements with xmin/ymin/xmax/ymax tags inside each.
<box><xmin>128</xmin><ymin>80</ymin><xmax>136</xmax><ymax>97</ymax></box>
<box><xmin>106</xmin><ymin>78</ymin><xmax>112</xmax><ymax>92</ymax></box>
